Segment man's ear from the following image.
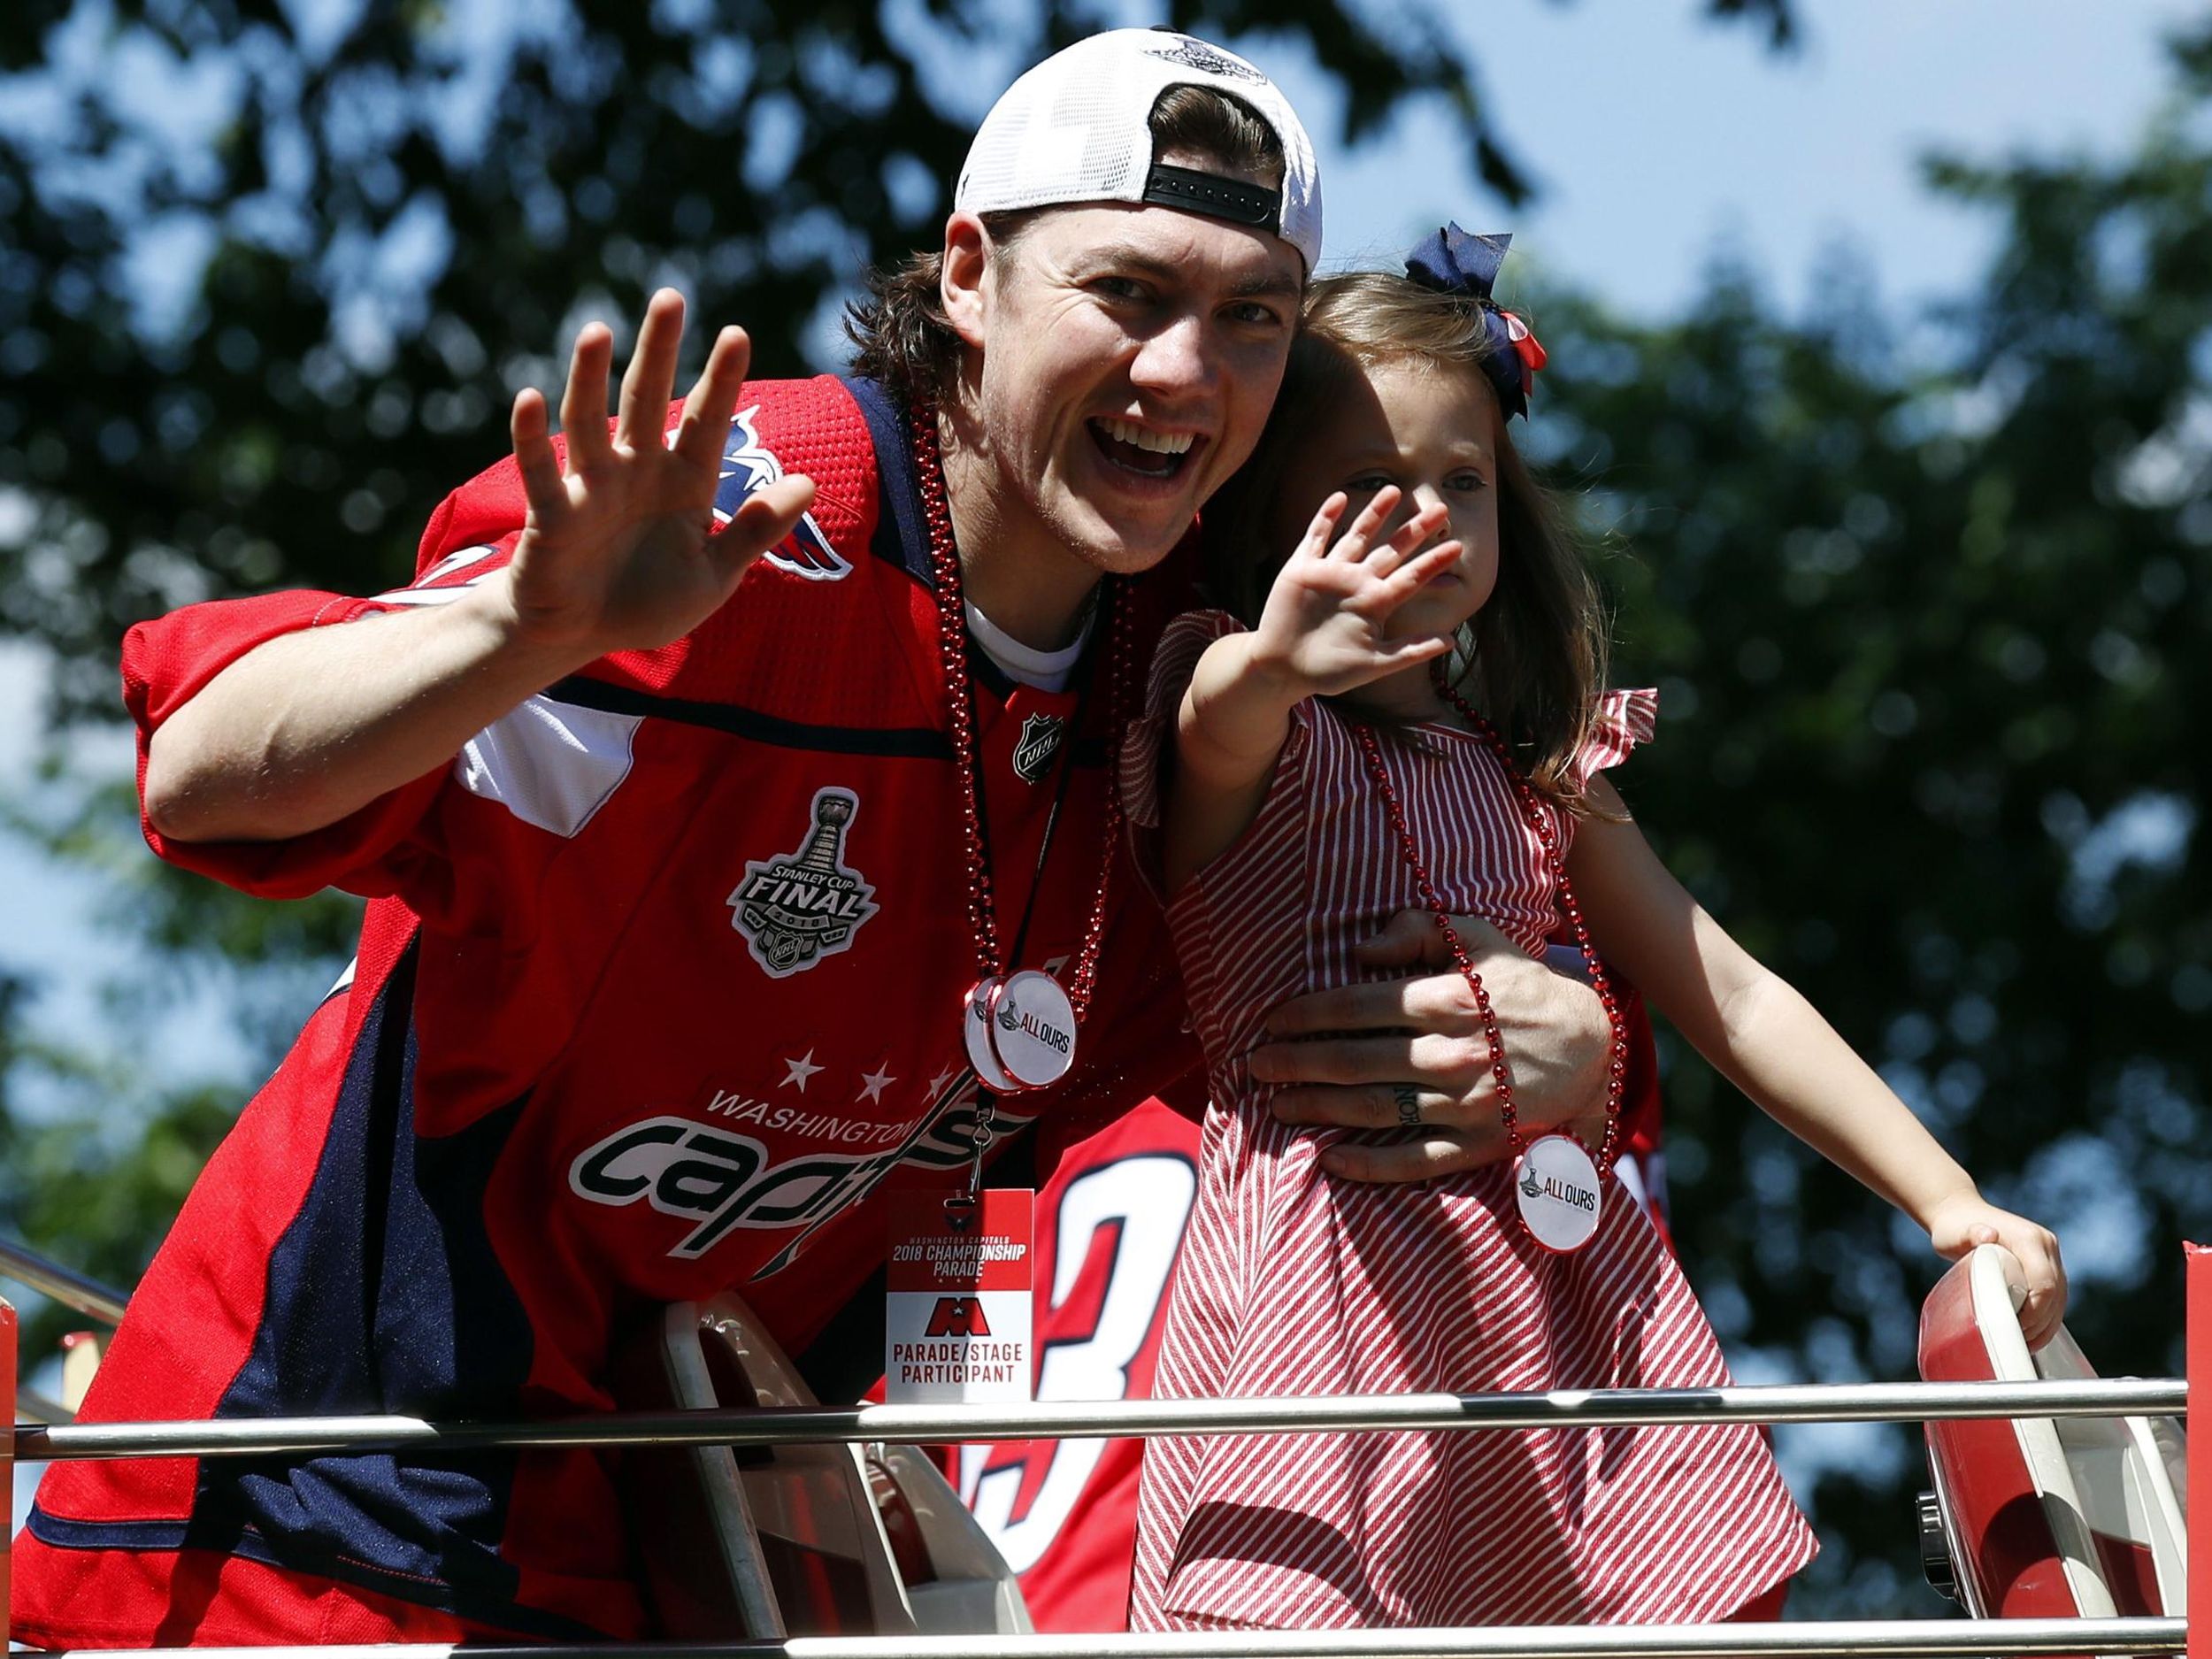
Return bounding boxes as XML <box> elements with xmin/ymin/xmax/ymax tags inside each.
<box><xmin>940</xmin><ymin>211</ymin><xmax>991</xmax><ymax>350</ymax></box>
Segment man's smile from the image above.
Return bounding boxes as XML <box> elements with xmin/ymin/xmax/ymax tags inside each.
<box><xmin>1087</xmin><ymin>415</ymin><xmax>1210</xmax><ymax>482</ymax></box>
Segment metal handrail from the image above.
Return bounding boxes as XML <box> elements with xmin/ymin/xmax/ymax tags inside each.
<box><xmin>35</xmin><ymin>1614</ymin><xmax>2192</xmax><ymax>1657</ymax></box>
<box><xmin>0</xmin><ymin>1237</ymin><xmax>129</xmax><ymax>1325</ymax></box>
<box><xmin>17</xmin><ymin>1376</ymin><xmax>2185</xmax><ymax>1463</ymax></box>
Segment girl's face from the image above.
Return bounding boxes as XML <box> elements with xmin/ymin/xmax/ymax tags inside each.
<box><xmin>1269</xmin><ymin>354</ymin><xmax>1504</xmax><ymax>641</ymax></box>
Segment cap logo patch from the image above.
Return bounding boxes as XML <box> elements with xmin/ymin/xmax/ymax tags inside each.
<box><xmin>1144</xmin><ymin>34</ymin><xmax>1266</xmax><ymax>83</ymax></box>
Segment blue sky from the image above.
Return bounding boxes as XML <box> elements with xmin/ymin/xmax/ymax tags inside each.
<box><xmin>6</xmin><ymin>0</ymin><xmax>2195</xmax><ymax>1087</ymax></box>
<box><xmin>1313</xmin><ymin>0</ymin><xmax>2200</xmax><ymax>312</ymax></box>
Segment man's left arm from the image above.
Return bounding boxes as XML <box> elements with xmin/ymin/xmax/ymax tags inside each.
<box><xmin>1251</xmin><ymin>909</ymin><xmax>1610</xmax><ymax>1181</ymax></box>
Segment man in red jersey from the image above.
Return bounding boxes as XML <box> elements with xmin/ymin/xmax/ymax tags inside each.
<box><xmin>14</xmin><ymin>30</ymin><xmax>1612</xmax><ymax>1642</ymax></box>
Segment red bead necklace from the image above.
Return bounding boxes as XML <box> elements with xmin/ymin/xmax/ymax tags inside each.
<box><xmin>1350</xmin><ymin>668</ymin><xmax>1628</xmax><ymax>1187</ymax></box>
<box><xmin>910</xmin><ymin>403</ymin><xmax>1134</xmax><ymax>1128</ymax></box>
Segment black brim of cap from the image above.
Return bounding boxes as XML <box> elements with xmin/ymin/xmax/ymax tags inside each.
<box><xmin>1141</xmin><ymin>162</ymin><xmax>1283</xmax><ymax>235</ymax></box>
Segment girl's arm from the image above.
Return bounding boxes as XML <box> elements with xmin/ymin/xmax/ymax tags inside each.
<box><xmin>1165</xmin><ymin>632</ymin><xmax>1306</xmax><ymax>891</ymax></box>
<box><xmin>1565</xmin><ymin>775</ymin><xmax>2068</xmax><ymax>1345</ymax></box>
<box><xmin>1163</xmin><ymin>488</ymin><xmax>1460</xmax><ymax>892</ymax></box>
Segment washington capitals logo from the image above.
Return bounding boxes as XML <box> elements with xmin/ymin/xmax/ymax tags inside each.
<box><xmin>1144</xmin><ymin>34</ymin><xmax>1265</xmax><ymax>83</ymax></box>
<box><xmin>729</xmin><ymin>787</ymin><xmax>880</xmax><ymax>978</ymax></box>
<box><xmin>716</xmin><ymin>405</ymin><xmax>850</xmax><ymax>581</ymax></box>
<box><xmin>1010</xmin><ymin>712</ymin><xmax>1067</xmax><ymax>784</ymax></box>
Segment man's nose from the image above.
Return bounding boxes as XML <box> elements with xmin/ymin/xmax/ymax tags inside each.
<box><xmin>1129</xmin><ymin>312</ymin><xmax>1219</xmax><ymax>398</ymax></box>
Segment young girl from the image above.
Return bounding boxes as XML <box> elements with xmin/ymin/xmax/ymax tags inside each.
<box><xmin>1123</xmin><ymin>227</ymin><xmax>2068</xmax><ymax>1631</ymax></box>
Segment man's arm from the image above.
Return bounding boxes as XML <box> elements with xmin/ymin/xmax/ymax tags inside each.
<box><xmin>1254</xmin><ymin>909</ymin><xmax>1613</xmax><ymax>1181</ymax></box>
<box><xmin>143</xmin><ymin>289</ymin><xmax>815</xmax><ymax>845</ymax></box>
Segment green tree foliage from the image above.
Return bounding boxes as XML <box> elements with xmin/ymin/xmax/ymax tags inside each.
<box><xmin>0</xmin><ymin>0</ymin><xmax>1782</xmax><ymax>718</ymax></box>
<box><xmin>1526</xmin><ymin>25</ymin><xmax>2209</xmax><ymax>1609</ymax></box>
<box><xmin>0</xmin><ymin>0</ymin><xmax>1786</xmax><ymax>1305</ymax></box>
<box><xmin>14</xmin><ymin>0</ymin><xmax>2205</xmax><ymax>1624</ymax></box>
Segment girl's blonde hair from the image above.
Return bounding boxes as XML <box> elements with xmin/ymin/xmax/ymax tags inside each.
<box><xmin>1202</xmin><ymin>271</ymin><xmax>1609</xmax><ymax>812</ymax></box>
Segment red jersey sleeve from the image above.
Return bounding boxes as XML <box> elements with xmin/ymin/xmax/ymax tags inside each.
<box><xmin>121</xmin><ymin>419</ymin><xmax>545</xmax><ymax>902</ymax></box>
<box><xmin>122</xmin><ymin>589</ymin><xmax>457</xmax><ymax>901</ymax></box>
<box><xmin>122</xmin><ymin>376</ymin><xmax>870</xmax><ymax>906</ymax></box>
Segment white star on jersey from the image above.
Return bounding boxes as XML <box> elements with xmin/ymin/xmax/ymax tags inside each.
<box><xmin>857</xmin><ymin>1064</ymin><xmax>896</xmax><ymax>1104</ymax></box>
<box><xmin>780</xmin><ymin>1050</ymin><xmax>824</xmax><ymax>1092</ymax></box>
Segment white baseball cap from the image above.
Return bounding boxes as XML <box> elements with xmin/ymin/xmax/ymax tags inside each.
<box><xmin>955</xmin><ymin>28</ymin><xmax>1323</xmax><ymax>271</ymax></box>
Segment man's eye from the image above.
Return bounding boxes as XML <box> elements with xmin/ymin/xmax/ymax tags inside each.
<box><xmin>1092</xmin><ymin>276</ymin><xmax>1148</xmax><ymax>301</ymax></box>
<box><xmin>1228</xmin><ymin>301</ymin><xmax>1286</xmax><ymax>327</ymax></box>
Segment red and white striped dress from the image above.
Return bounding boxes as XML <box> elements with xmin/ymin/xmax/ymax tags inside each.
<box><xmin>1121</xmin><ymin>611</ymin><xmax>1816</xmax><ymax>1631</ymax></box>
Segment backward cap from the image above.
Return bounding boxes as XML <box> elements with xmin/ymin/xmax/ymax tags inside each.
<box><xmin>955</xmin><ymin>28</ymin><xmax>1323</xmax><ymax>270</ymax></box>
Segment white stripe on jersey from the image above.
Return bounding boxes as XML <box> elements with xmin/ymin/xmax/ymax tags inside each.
<box><xmin>455</xmin><ymin>695</ymin><xmax>641</xmax><ymax>839</ymax></box>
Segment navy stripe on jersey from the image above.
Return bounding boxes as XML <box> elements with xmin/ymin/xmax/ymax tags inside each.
<box><xmin>164</xmin><ymin>939</ymin><xmax>577</xmax><ymax>1636</ymax></box>
<box><xmin>22</xmin><ymin>1509</ymin><xmax>604</xmax><ymax>1641</ymax></box>
<box><xmin>842</xmin><ymin>375</ymin><xmax>933</xmax><ymax>587</ymax></box>
<box><xmin>545</xmin><ymin>674</ymin><xmax>953</xmax><ymax>758</ymax></box>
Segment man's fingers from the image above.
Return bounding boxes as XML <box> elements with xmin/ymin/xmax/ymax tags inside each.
<box><xmin>511</xmin><ymin>388</ymin><xmax>565</xmax><ymax>514</ymax></box>
<box><xmin>1343</xmin><ymin>908</ymin><xmax>1455</xmax><ymax>974</ymax></box>
<box><xmin>1261</xmin><ymin>974</ymin><xmax>1421</xmax><ymax>1040</ymax></box>
<box><xmin>1271</xmin><ymin>1083</ymin><xmax>1461</xmax><ymax>1129</ymax></box>
<box><xmin>672</xmin><ymin>324</ymin><xmax>754</xmax><ymax>476</ymax></box>
<box><xmin>1353</xmin><ymin>907</ymin><xmax>1518</xmax><ymax>970</ymax></box>
<box><xmin>616</xmin><ymin>288</ymin><xmax>688</xmax><ymax>454</ymax></box>
<box><xmin>1248</xmin><ymin>1031</ymin><xmax>1473</xmax><ymax>1087</ymax></box>
<box><xmin>710</xmin><ymin>474</ymin><xmax>818</xmax><ymax>585</ymax></box>
<box><xmin>1319</xmin><ymin>1133</ymin><xmax>1492</xmax><ymax>1185</ymax></box>
<box><xmin>558</xmin><ymin>321</ymin><xmax>616</xmax><ymax>470</ymax></box>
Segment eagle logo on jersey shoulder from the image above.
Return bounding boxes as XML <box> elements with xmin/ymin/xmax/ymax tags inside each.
<box><xmin>729</xmin><ymin>787</ymin><xmax>881</xmax><ymax>978</ymax></box>
<box><xmin>715</xmin><ymin>404</ymin><xmax>851</xmax><ymax>581</ymax></box>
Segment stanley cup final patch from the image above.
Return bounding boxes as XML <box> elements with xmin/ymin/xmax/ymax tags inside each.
<box><xmin>729</xmin><ymin>787</ymin><xmax>881</xmax><ymax>978</ymax></box>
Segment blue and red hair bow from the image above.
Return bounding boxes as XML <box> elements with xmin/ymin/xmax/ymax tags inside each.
<box><xmin>1404</xmin><ymin>224</ymin><xmax>1548</xmax><ymax>420</ymax></box>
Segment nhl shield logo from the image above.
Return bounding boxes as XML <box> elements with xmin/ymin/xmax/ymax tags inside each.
<box><xmin>1010</xmin><ymin>713</ymin><xmax>1067</xmax><ymax>785</ymax></box>
<box><xmin>728</xmin><ymin>787</ymin><xmax>881</xmax><ymax>978</ymax></box>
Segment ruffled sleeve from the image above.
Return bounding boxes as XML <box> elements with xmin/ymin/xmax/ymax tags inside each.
<box><xmin>1117</xmin><ymin>607</ymin><xmax>1321</xmax><ymax>901</ymax></box>
<box><xmin>1118</xmin><ymin>607</ymin><xmax>1248</xmax><ymax>832</ymax></box>
<box><xmin>1571</xmin><ymin>687</ymin><xmax>1659</xmax><ymax>792</ymax></box>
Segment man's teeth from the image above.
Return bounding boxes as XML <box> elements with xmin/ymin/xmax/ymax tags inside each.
<box><xmin>1097</xmin><ymin>418</ymin><xmax>1194</xmax><ymax>456</ymax></box>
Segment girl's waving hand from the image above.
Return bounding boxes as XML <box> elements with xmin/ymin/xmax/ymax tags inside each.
<box><xmin>1243</xmin><ymin>486</ymin><xmax>1463</xmax><ymax>699</ymax></box>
